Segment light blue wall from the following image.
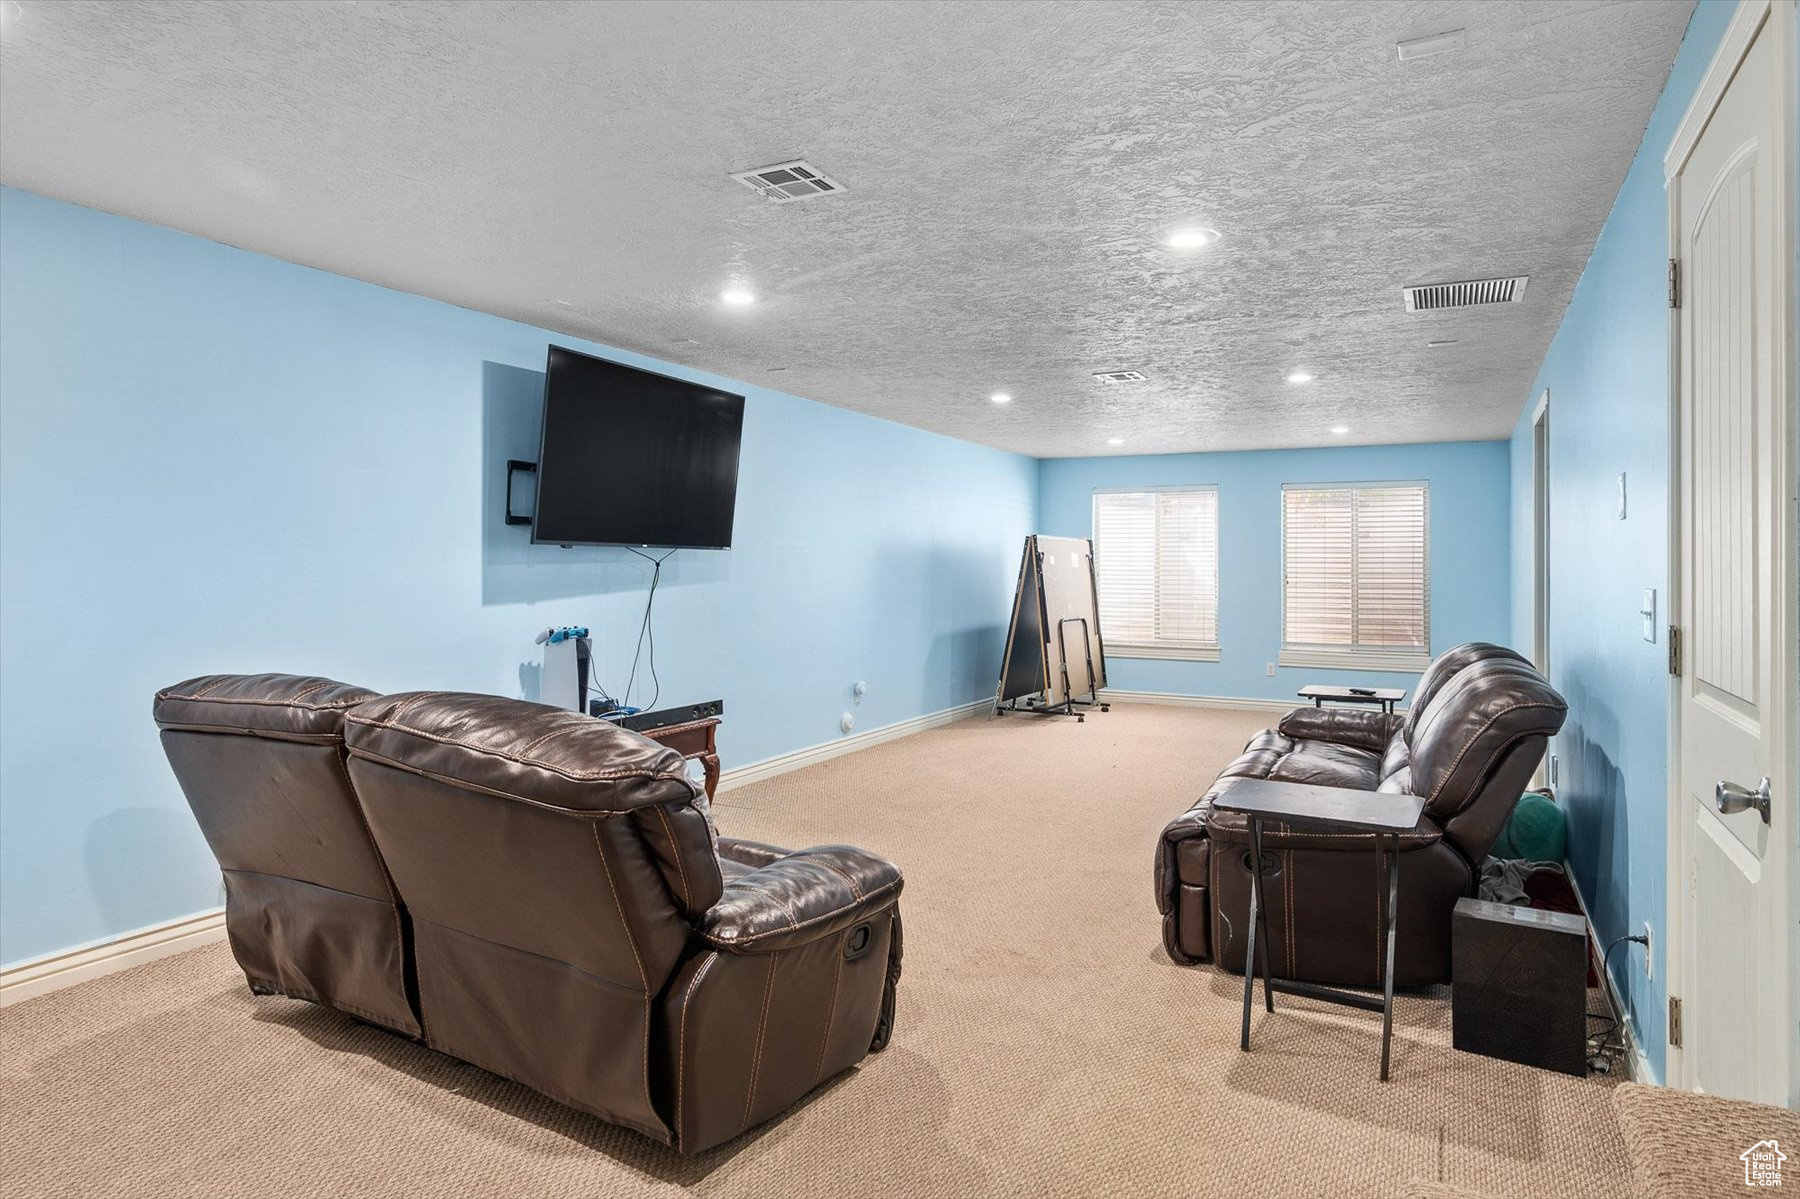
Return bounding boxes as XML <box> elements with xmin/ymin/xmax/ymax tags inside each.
<box><xmin>1505</xmin><ymin>0</ymin><xmax>1736</xmax><ymax>1082</ymax></box>
<box><xmin>0</xmin><ymin>187</ymin><xmax>1036</xmax><ymax>967</ymax></box>
<box><xmin>1038</xmin><ymin>441</ymin><xmax>1513</xmax><ymax>702</ymax></box>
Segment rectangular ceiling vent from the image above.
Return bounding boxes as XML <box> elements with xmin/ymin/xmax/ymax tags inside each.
<box><xmin>1093</xmin><ymin>369</ymin><xmax>1149</xmax><ymax>383</ymax></box>
<box><xmin>1403</xmin><ymin>275</ymin><xmax>1529</xmax><ymax>313</ymax></box>
<box><xmin>730</xmin><ymin>160</ymin><xmax>847</xmax><ymax>203</ymax></box>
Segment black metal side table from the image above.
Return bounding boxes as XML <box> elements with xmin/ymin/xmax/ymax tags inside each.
<box><xmin>1212</xmin><ymin>779</ymin><xmax>1427</xmax><ymax>1081</ymax></box>
<box><xmin>1296</xmin><ymin>684</ymin><xmax>1408</xmax><ymax>714</ymax></box>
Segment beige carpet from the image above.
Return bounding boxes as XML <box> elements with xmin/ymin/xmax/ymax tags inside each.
<box><xmin>1</xmin><ymin>703</ymin><xmax>1630</xmax><ymax>1198</ymax></box>
<box><xmin>1613</xmin><ymin>1082</ymin><xmax>1800</xmax><ymax>1197</ymax></box>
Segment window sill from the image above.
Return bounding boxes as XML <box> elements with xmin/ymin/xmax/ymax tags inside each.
<box><xmin>1108</xmin><ymin>643</ymin><xmax>1221</xmax><ymax>662</ymax></box>
<box><xmin>1277</xmin><ymin>648</ymin><xmax>1431</xmax><ymax>673</ymax></box>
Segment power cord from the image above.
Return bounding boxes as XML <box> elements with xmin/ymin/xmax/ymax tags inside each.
<box><xmin>1587</xmin><ymin>932</ymin><xmax>1649</xmax><ymax>1074</ymax></box>
<box><xmin>623</xmin><ymin>548</ymin><xmax>675</xmax><ymax>711</ymax></box>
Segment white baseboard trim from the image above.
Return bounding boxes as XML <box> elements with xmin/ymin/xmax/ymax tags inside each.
<box><xmin>717</xmin><ymin>698</ymin><xmax>990</xmax><ymax>794</ymax></box>
<box><xmin>0</xmin><ymin>908</ymin><xmax>227</xmax><ymax>1008</ymax></box>
<box><xmin>1099</xmin><ymin>689</ymin><xmax>1295</xmax><ymax>714</ymax></box>
<box><xmin>1561</xmin><ymin>863</ymin><xmax>1658</xmax><ymax>1085</ymax></box>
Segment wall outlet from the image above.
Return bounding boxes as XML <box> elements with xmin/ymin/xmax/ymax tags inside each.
<box><xmin>1643</xmin><ymin>921</ymin><xmax>1654</xmax><ymax>981</ymax></box>
<box><xmin>1641</xmin><ymin>588</ymin><xmax>1657</xmax><ymax>642</ymax></box>
<box><xmin>840</xmin><ymin>711</ymin><xmax>855</xmax><ymax>735</ymax></box>
<box><xmin>1265</xmin><ymin>662</ymin><xmax>1276</xmax><ymax>677</ymax></box>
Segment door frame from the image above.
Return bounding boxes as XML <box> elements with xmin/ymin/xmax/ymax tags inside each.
<box><xmin>1530</xmin><ymin>391</ymin><xmax>1551</xmax><ymax>681</ymax></box>
<box><xmin>1662</xmin><ymin>0</ymin><xmax>1798</xmax><ymax>1096</ymax></box>
<box><xmin>1529</xmin><ymin>391</ymin><xmax>1552</xmax><ymax>792</ymax></box>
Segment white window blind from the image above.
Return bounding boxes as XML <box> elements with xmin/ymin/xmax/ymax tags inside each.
<box><xmin>1092</xmin><ymin>487</ymin><xmax>1219</xmax><ymax>659</ymax></box>
<box><xmin>1281</xmin><ymin>483</ymin><xmax>1429</xmax><ymax>669</ymax></box>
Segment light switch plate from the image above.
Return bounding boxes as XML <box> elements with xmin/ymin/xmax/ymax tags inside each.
<box><xmin>1617</xmin><ymin>472</ymin><xmax>1628</xmax><ymax>520</ymax></box>
<box><xmin>1641</xmin><ymin>588</ymin><xmax>1657</xmax><ymax>642</ymax></box>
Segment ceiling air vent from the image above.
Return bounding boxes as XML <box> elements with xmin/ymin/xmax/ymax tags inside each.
<box><xmin>730</xmin><ymin>160</ymin><xmax>847</xmax><ymax>203</ymax></box>
<box><xmin>1403</xmin><ymin>275</ymin><xmax>1529</xmax><ymax>312</ymax></box>
<box><xmin>1093</xmin><ymin>370</ymin><xmax>1150</xmax><ymax>383</ymax></box>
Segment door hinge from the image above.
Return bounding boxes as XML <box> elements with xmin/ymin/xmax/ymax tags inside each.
<box><xmin>1668</xmin><ymin>625</ymin><xmax>1682</xmax><ymax>676</ymax></box>
<box><xmin>1668</xmin><ymin>996</ymin><xmax>1683</xmax><ymax>1047</ymax></box>
<box><xmin>1668</xmin><ymin>258</ymin><xmax>1681</xmax><ymax>308</ymax></box>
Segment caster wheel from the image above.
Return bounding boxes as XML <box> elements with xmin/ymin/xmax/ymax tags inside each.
<box><xmin>1101</xmin><ymin>704</ymin><xmax>1111</xmax><ymax>712</ymax></box>
<box><xmin>1077</xmin><ymin>715</ymin><xmax>1085</xmax><ymax>723</ymax></box>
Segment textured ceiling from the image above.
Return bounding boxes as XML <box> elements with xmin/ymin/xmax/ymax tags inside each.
<box><xmin>0</xmin><ymin>0</ymin><xmax>1694</xmax><ymax>457</ymax></box>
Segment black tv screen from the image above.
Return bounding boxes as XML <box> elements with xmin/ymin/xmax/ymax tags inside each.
<box><xmin>532</xmin><ymin>346</ymin><xmax>745</xmax><ymax>549</ymax></box>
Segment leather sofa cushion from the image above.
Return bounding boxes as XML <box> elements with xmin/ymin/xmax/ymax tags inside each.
<box><xmin>1175</xmin><ymin>885</ymin><xmax>1210</xmax><ymax>960</ymax></box>
<box><xmin>716</xmin><ymin>837</ymin><xmax>789</xmax><ymax>881</ymax></box>
<box><xmin>1209</xmin><ymin>730</ymin><xmax>1383</xmax><ymax>793</ymax></box>
<box><xmin>1275</xmin><ymin>707</ymin><xmax>1402</xmax><ymax>754</ymax></box>
<box><xmin>155</xmin><ymin>674</ymin><xmax>376</xmax><ymax>743</ymax></box>
<box><xmin>1268</xmin><ymin>740</ymin><xmax>1381</xmax><ymax>790</ymax></box>
<box><xmin>344</xmin><ymin>691</ymin><xmax>698</xmax><ymax>812</ymax></box>
<box><xmin>1407</xmin><ymin>659</ymin><xmax>1567</xmax><ymax>820</ymax></box>
<box><xmin>716</xmin><ymin>837</ymin><xmax>789</xmax><ymax>869</ymax></box>
<box><xmin>699</xmin><ymin>845</ymin><xmax>903</xmax><ymax>953</ymax></box>
<box><xmin>1176</xmin><ymin>833</ymin><xmax>1211</xmax><ymax>887</ymax></box>
<box><xmin>1401</xmin><ymin>642</ymin><xmax>1528</xmax><ymax>741</ymax></box>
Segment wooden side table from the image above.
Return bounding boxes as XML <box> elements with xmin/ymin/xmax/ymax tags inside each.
<box><xmin>640</xmin><ymin>717</ymin><xmax>721</xmax><ymax>800</ymax></box>
<box><xmin>1212</xmin><ymin>778</ymin><xmax>1427</xmax><ymax>1081</ymax></box>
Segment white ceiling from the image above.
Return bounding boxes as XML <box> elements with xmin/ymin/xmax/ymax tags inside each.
<box><xmin>0</xmin><ymin>0</ymin><xmax>1694</xmax><ymax>457</ymax></box>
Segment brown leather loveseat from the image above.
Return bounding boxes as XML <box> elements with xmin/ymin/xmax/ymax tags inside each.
<box><xmin>156</xmin><ymin>675</ymin><xmax>904</xmax><ymax>1154</ymax></box>
<box><xmin>1154</xmin><ymin>644</ymin><xmax>1566</xmax><ymax>986</ymax></box>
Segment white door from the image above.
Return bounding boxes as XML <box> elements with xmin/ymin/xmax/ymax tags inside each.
<box><xmin>1669</xmin><ymin>2</ymin><xmax>1791</xmax><ymax>1104</ymax></box>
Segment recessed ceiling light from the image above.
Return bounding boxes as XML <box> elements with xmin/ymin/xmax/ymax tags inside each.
<box><xmin>1396</xmin><ymin>29</ymin><xmax>1467</xmax><ymax>61</ymax></box>
<box><xmin>1164</xmin><ymin>227</ymin><xmax>1220</xmax><ymax>250</ymax></box>
<box><xmin>1287</xmin><ymin>371</ymin><xmax>1316</xmax><ymax>384</ymax></box>
<box><xmin>720</xmin><ymin>286</ymin><xmax>757</xmax><ymax>306</ymax></box>
<box><xmin>1107</xmin><ymin>438</ymin><xmax>1125</xmax><ymax>446</ymax></box>
<box><xmin>990</xmin><ymin>391</ymin><xmax>1012</xmax><ymax>404</ymax></box>
<box><xmin>1330</xmin><ymin>426</ymin><xmax>1350</xmax><ymax>435</ymax></box>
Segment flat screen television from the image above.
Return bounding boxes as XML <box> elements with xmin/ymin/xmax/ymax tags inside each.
<box><xmin>532</xmin><ymin>346</ymin><xmax>746</xmax><ymax>549</ymax></box>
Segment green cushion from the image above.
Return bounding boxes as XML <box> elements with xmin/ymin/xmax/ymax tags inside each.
<box><xmin>1494</xmin><ymin>790</ymin><xmax>1566</xmax><ymax>862</ymax></box>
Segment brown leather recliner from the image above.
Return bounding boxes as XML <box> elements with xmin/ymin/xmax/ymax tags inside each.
<box><xmin>156</xmin><ymin>678</ymin><xmax>903</xmax><ymax>1154</ymax></box>
<box><xmin>154</xmin><ymin>674</ymin><xmax>421</xmax><ymax>1037</ymax></box>
<box><xmin>341</xmin><ymin>691</ymin><xmax>903</xmax><ymax>1154</ymax></box>
<box><xmin>1154</xmin><ymin>643</ymin><xmax>1566</xmax><ymax>987</ymax></box>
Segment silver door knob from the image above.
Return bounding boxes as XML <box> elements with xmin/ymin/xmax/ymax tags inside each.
<box><xmin>1715</xmin><ymin>777</ymin><xmax>1772</xmax><ymax>824</ymax></box>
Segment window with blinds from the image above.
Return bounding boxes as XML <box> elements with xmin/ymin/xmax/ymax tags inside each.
<box><xmin>1280</xmin><ymin>483</ymin><xmax>1430</xmax><ymax>670</ymax></box>
<box><xmin>1092</xmin><ymin>487</ymin><xmax>1220</xmax><ymax>660</ymax></box>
